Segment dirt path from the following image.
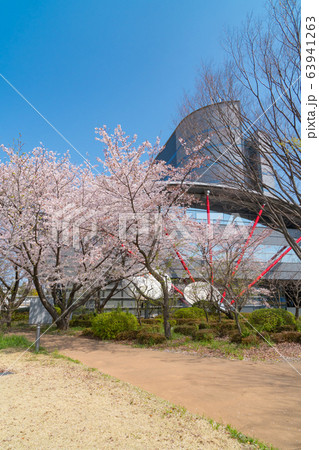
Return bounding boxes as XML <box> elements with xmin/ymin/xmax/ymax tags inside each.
<box><xmin>22</xmin><ymin>333</ymin><xmax>301</xmax><ymax>449</ymax></box>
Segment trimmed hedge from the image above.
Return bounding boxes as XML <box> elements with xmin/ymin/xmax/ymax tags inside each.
<box><xmin>215</xmin><ymin>322</ymin><xmax>236</xmax><ymax>337</ymax></box>
<box><xmin>140</xmin><ymin>318</ymin><xmax>162</xmax><ymax>324</ymax></box>
<box><xmin>241</xmin><ymin>335</ymin><xmax>259</xmax><ymax>346</ymax></box>
<box><xmin>173</xmin><ymin>325</ymin><xmax>198</xmax><ymax>336</ymax></box>
<box><xmin>174</xmin><ymin>318</ymin><xmax>202</xmax><ymax>326</ymax></box>
<box><xmin>249</xmin><ymin>308</ymin><xmax>296</xmax><ymax>333</ymax></box>
<box><xmin>116</xmin><ymin>330</ymin><xmax>140</xmax><ymax>340</ymax></box>
<box><xmin>271</xmin><ymin>331</ymin><xmax>301</xmax><ymax>344</ymax></box>
<box><xmin>136</xmin><ymin>332</ymin><xmax>166</xmax><ymax>345</ymax></box>
<box><xmin>91</xmin><ymin>310</ymin><xmax>138</xmax><ymax>340</ymax></box>
<box><xmin>173</xmin><ymin>307</ymin><xmax>205</xmax><ymax>319</ymax></box>
<box><xmin>193</xmin><ymin>329</ymin><xmax>215</xmax><ymax>341</ymax></box>
<box><xmin>140</xmin><ymin>324</ymin><xmax>161</xmax><ymax>333</ymax></box>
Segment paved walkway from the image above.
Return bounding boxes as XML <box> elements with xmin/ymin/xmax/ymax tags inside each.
<box><xmin>24</xmin><ymin>333</ymin><xmax>300</xmax><ymax>449</ymax></box>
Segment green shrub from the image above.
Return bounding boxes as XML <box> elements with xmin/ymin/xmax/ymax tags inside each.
<box><xmin>173</xmin><ymin>325</ymin><xmax>198</xmax><ymax>336</ymax></box>
<box><xmin>70</xmin><ymin>313</ymin><xmax>95</xmax><ymax>328</ymax></box>
<box><xmin>193</xmin><ymin>329</ymin><xmax>215</xmax><ymax>341</ymax></box>
<box><xmin>240</xmin><ymin>312</ymin><xmax>251</xmax><ymax>319</ymax></box>
<box><xmin>136</xmin><ymin>332</ymin><xmax>166</xmax><ymax>346</ymax></box>
<box><xmin>91</xmin><ymin>310</ymin><xmax>138</xmax><ymax>340</ymax></box>
<box><xmin>249</xmin><ymin>308</ymin><xmax>296</xmax><ymax>333</ymax></box>
<box><xmin>271</xmin><ymin>331</ymin><xmax>301</xmax><ymax>344</ymax></box>
<box><xmin>273</xmin><ymin>308</ymin><xmax>297</xmax><ymax>327</ymax></box>
<box><xmin>115</xmin><ymin>330</ymin><xmax>140</xmax><ymax>340</ymax></box>
<box><xmin>173</xmin><ymin>307</ymin><xmax>205</xmax><ymax>319</ymax></box>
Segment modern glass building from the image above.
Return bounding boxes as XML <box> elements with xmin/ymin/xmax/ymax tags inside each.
<box><xmin>155</xmin><ymin>103</ymin><xmax>301</xmax><ymax>311</ymax></box>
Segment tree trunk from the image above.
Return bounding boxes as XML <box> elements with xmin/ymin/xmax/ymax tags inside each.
<box><xmin>56</xmin><ymin>314</ymin><xmax>71</xmax><ymax>330</ymax></box>
<box><xmin>295</xmin><ymin>306</ymin><xmax>300</xmax><ymax>319</ymax></box>
<box><xmin>162</xmin><ymin>291</ymin><xmax>171</xmax><ymax>339</ymax></box>
<box><xmin>6</xmin><ymin>309</ymin><xmax>12</xmax><ymax>328</ymax></box>
<box><xmin>234</xmin><ymin>311</ymin><xmax>242</xmax><ymax>336</ymax></box>
<box><xmin>136</xmin><ymin>299</ymin><xmax>142</xmax><ymax>326</ymax></box>
<box><xmin>144</xmin><ymin>301</ymin><xmax>150</xmax><ymax>319</ymax></box>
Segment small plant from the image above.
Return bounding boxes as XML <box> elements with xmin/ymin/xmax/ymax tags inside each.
<box><xmin>91</xmin><ymin>309</ymin><xmax>138</xmax><ymax>340</ymax></box>
<box><xmin>225</xmin><ymin>424</ymin><xmax>274</xmax><ymax>448</ymax></box>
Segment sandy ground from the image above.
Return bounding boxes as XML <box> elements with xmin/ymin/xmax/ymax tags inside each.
<box><xmin>10</xmin><ymin>332</ymin><xmax>301</xmax><ymax>449</ymax></box>
<box><xmin>0</xmin><ymin>350</ymin><xmax>245</xmax><ymax>450</ymax></box>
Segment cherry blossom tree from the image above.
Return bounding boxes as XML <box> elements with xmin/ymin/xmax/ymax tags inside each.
<box><xmin>95</xmin><ymin>125</ymin><xmax>206</xmax><ymax>338</ymax></box>
<box><xmin>0</xmin><ymin>144</ymin><xmax>132</xmax><ymax>329</ymax></box>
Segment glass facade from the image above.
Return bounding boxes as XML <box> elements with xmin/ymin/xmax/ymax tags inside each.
<box><xmin>187</xmin><ymin>207</ymin><xmax>300</xmax><ymax>266</ymax></box>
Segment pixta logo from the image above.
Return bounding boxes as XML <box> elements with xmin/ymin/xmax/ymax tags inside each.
<box><xmin>52</xmin><ymin>203</ymin><xmax>97</xmax><ymax>249</ymax></box>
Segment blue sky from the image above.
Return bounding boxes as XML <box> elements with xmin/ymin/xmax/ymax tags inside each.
<box><xmin>0</xmin><ymin>0</ymin><xmax>267</xmax><ymax>166</ymax></box>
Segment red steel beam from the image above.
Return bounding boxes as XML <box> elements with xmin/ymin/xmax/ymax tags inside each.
<box><xmin>221</xmin><ymin>204</ymin><xmax>265</xmax><ymax>303</ymax></box>
<box><xmin>164</xmin><ymin>227</ymin><xmax>195</xmax><ymax>283</ymax></box>
<box><xmin>230</xmin><ymin>236</ymin><xmax>301</xmax><ymax>305</ymax></box>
